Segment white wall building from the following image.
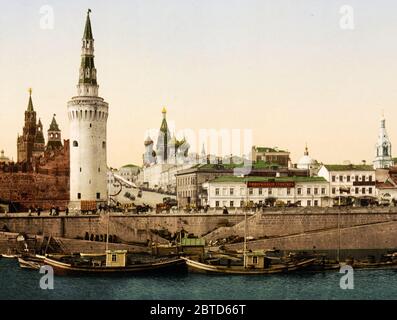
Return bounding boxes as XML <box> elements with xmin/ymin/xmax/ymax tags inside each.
<box><xmin>68</xmin><ymin>10</ymin><xmax>109</xmax><ymax>210</ymax></box>
<box><xmin>205</xmin><ymin>176</ymin><xmax>330</xmax><ymax>208</ymax></box>
<box><xmin>318</xmin><ymin>164</ymin><xmax>376</xmax><ymax>203</ymax></box>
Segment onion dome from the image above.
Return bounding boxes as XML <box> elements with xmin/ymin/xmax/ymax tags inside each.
<box><xmin>144</xmin><ymin>136</ymin><xmax>153</xmax><ymax>146</ymax></box>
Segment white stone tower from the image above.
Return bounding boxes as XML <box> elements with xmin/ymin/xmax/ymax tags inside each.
<box><xmin>373</xmin><ymin>114</ymin><xmax>393</xmax><ymax>169</ymax></box>
<box><xmin>67</xmin><ymin>9</ymin><xmax>109</xmax><ymax>210</ymax></box>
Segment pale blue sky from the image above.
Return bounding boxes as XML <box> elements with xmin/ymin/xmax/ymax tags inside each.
<box><xmin>1</xmin><ymin>0</ymin><xmax>397</xmax><ymax>167</ymax></box>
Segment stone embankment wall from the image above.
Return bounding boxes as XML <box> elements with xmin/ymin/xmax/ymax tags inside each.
<box><xmin>1</xmin><ymin>207</ymin><xmax>397</xmax><ymax>250</ymax></box>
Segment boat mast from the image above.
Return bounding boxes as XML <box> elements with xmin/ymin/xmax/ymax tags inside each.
<box><xmin>105</xmin><ymin>210</ymin><xmax>110</xmax><ymax>252</ymax></box>
<box><xmin>243</xmin><ymin>177</ymin><xmax>248</xmax><ymax>268</ymax></box>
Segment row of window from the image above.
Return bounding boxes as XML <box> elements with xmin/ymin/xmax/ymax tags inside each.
<box><xmin>178</xmin><ymin>190</ymin><xmax>194</xmax><ymax>198</ymax></box>
<box><xmin>73</xmin><ymin>141</ymin><xmax>106</xmax><ymax>148</ymax></box>
<box><xmin>331</xmin><ymin>175</ymin><xmax>373</xmax><ymax>183</ymax></box>
<box><xmin>214</xmin><ymin>187</ymin><xmax>327</xmax><ymax>196</ymax></box>
<box><xmin>214</xmin><ymin>199</ymin><xmax>319</xmax><ymax>208</ymax></box>
<box><xmin>76</xmin><ymin>192</ymin><xmax>101</xmax><ymax>200</ymax></box>
<box><xmin>331</xmin><ymin>187</ymin><xmax>373</xmax><ymax>195</ymax></box>
<box><xmin>69</xmin><ymin>109</ymin><xmax>107</xmax><ymax>121</ymax></box>
<box><xmin>177</xmin><ymin>176</ymin><xmax>197</xmax><ymax>186</ymax></box>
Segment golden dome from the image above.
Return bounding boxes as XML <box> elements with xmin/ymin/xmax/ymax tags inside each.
<box><xmin>162</xmin><ymin>106</ymin><xmax>167</xmax><ymax>114</ymax></box>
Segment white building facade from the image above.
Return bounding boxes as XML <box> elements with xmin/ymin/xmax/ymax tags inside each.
<box><xmin>318</xmin><ymin>164</ymin><xmax>376</xmax><ymax>203</ymax></box>
<box><xmin>206</xmin><ymin>176</ymin><xmax>330</xmax><ymax>208</ymax></box>
<box><xmin>68</xmin><ymin>10</ymin><xmax>109</xmax><ymax>210</ymax></box>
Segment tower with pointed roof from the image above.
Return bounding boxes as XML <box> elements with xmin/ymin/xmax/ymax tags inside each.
<box><xmin>67</xmin><ymin>10</ymin><xmax>109</xmax><ymax>210</ymax></box>
<box><xmin>373</xmin><ymin>115</ymin><xmax>393</xmax><ymax>169</ymax></box>
<box><xmin>143</xmin><ymin>136</ymin><xmax>155</xmax><ymax>166</ymax></box>
<box><xmin>17</xmin><ymin>89</ymin><xmax>45</xmax><ymax>162</ymax></box>
<box><xmin>47</xmin><ymin>114</ymin><xmax>63</xmax><ymax>151</ymax></box>
<box><xmin>156</xmin><ymin>107</ymin><xmax>171</xmax><ymax>163</ymax></box>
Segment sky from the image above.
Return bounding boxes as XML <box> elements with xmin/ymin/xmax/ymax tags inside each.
<box><xmin>1</xmin><ymin>0</ymin><xmax>397</xmax><ymax>168</ymax></box>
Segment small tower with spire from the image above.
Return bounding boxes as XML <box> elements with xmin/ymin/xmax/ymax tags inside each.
<box><xmin>373</xmin><ymin>114</ymin><xmax>393</xmax><ymax>169</ymax></box>
<box><xmin>17</xmin><ymin>88</ymin><xmax>40</xmax><ymax>163</ymax></box>
<box><xmin>156</xmin><ymin>107</ymin><xmax>171</xmax><ymax>164</ymax></box>
<box><xmin>47</xmin><ymin>114</ymin><xmax>63</xmax><ymax>151</ymax></box>
<box><xmin>67</xmin><ymin>10</ymin><xmax>109</xmax><ymax>211</ymax></box>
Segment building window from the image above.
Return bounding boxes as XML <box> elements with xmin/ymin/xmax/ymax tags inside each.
<box><xmin>332</xmin><ymin>188</ymin><xmax>336</xmax><ymax>194</ymax></box>
<box><xmin>89</xmin><ymin>123</ymin><xmax>92</xmax><ymax>128</ymax></box>
<box><xmin>215</xmin><ymin>188</ymin><xmax>220</xmax><ymax>196</ymax></box>
<box><xmin>369</xmin><ymin>187</ymin><xmax>372</xmax><ymax>194</ymax></box>
<box><xmin>98</xmin><ymin>167</ymin><xmax>100</xmax><ymax>172</ymax></box>
<box><xmin>332</xmin><ymin>176</ymin><xmax>336</xmax><ymax>182</ymax></box>
<box><xmin>362</xmin><ymin>188</ymin><xmax>365</xmax><ymax>194</ymax></box>
<box><xmin>369</xmin><ymin>175</ymin><xmax>373</xmax><ymax>182</ymax></box>
<box><xmin>96</xmin><ymin>192</ymin><xmax>100</xmax><ymax>199</ymax></box>
<box><xmin>240</xmin><ymin>200</ymin><xmax>244</xmax><ymax>207</ymax></box>
<box><xmin>230</xmin><ymin>188</ymin><xmax>234</xmax><ymax>196</ymax></box>
<box><xmin>112</xmin><ymin>254</ymin><xmax>117</xmax><ymax>262</ymax></box>
<box><xmin>287</xmin><ymin>188</ymin><xmax>291</xmax><ymax>195</ymax></box>
<box><xmin>307</xmin><ymin>200</ymin><xmax>311</xmax><ymax>206</ymax></box>
<box><xmin>258</xmin><ymin>188</ymin><xmax>262</xmax><ymax>195</ymax></box>
<box><xmin>314</xmin><ymin>188</ymin><xmax>318</xmax><ymax>195</ymax></box>
<box><xmin>314</xmin><ymin>200</ymin><xmax>318</xmax><ymax>206</ymax></box>
<box><xmin>339</xmin><ymin>175</ymin><xmax>343</xmax><ymax>182</ymax></box>
<box><xmin>307</xmin><ymin>188</ymin><xmax>311</xmax><ymax>195</ymax></box>
<box><xmin>355</xmin><ymin>187</ymin><xmax>359</xmax><ymax>194</ymax></box>
<box><xmin>347</xmin><ymin>176</ymin><xmax>350</xmax><ymax>182</ymax></box>
<box><xmin>230</xmin><ymin>201</ymin><xmax>234</xmax><ymax>207</ymax></box>
<box><xmin>73</xmin><ymin>140</ymin><xmax>78</xmax><ymax>147</ymax></box>
<box><xmin>80</xmin><ymin>167</ymin><xmax>82</xmax><ymax>172</ymax></box>
<box><xmin>253</xmin><ymin>256</ymin><xmax>258</xmax><ymax>264</ymax></box>
<box><xmin>249</xmin><ymin>188</ymin><xmax>253</xmax><ymax>195</ymax></box>
<box><xmin>362</xmin><ymin>176</ymin><xmax>366</xmax><ymax>182</ymax></box>
<box><xmin>215</xmin><ymin>201</ymin><xmax>219</xmax><ymax>207</ymax></box>
<box><xmin>297</xmin><ymin>188</ymin><xmax>302</xmax><ymax>195</ymax></box>
<box><xmin>102</xmin><ymin>141</ymin><xmax>106</xmax><ymax>149</ymax></box>
<box><xmin>77</xmin><ymin>193</ymin><xmax>81</xmax><ymax>199</ymax></box>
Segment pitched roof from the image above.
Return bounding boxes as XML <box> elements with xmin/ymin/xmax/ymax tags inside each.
<box><xmin>49</xmin><ymin>115</ymin><xmax>60</xmax><ymax>131</ymax></box>
<box><xmin>323</xmin><ymin>164</ymin><xmax>374</xmax><ymax>172</ymax></box>
<box><xmin>211</xmin><ymin>176</ymin><xmax>327</xmax><ymax>183</ymax></box>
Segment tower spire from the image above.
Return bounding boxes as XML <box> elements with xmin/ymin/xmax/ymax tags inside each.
<box><xmin>27</xmin><ymin>88</ymin><xmax>34</xmax><ymax>111</ymax></box>
<box><xmin>83</xmin><ymin>9</ymin><xmax>93</xmax><ymax>40</ymax></box>
<box><xmin>78</xmin><ymin>9</ymin><xmax>98</xmax><ymax>96</ymax></box>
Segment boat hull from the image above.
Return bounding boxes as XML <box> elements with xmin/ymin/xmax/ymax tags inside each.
<box><xmin>43</xmin><ymin>256</ymin><xmax>187</xmax><ymax>276</ymax></box>
<box><xmin>181</xmin><ymin>257</ymin><xmax>317</xmax><ymax>275</ymax></box>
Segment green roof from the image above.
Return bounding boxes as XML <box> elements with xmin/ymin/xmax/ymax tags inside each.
<box><xmin>122</xmin><ymin>164</ymin><xmax>140</xmax><ymax>168</ymax></box>
<box><xmin>181</xmin><ymin>238</ymin><xmax>205</xmax><ymax>246</ymax></box>
<box><xmin>83</xmin><ymin>10</ymin><xmax>93</xmax><ymax>40</ymax></box>
<box><xmin>255</xmin><ymin>147</ymin><xmax>288</xmax><ymax>153</ymax></box>
<box><xmin>49</xmin><ymin>115</ymin><xmax>60</xmax><ymax>131</ymax></box>
<box><xmin>323</xmin><ymin>164</ymin><xmax>374</xmax><ymax>171</ymax></box>
<box><xmin>211</xmin><ymin>176</ymin><xmax>326</xmax><ymax>183</ymax></box>
<box><xmin>191</xmin><ymin>161</ymin><xmax>280</xmax><ymax>170</ymax></box>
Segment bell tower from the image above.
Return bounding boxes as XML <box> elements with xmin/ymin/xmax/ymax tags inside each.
<box><xmin>373</xmin><ymin>114</ymin><xmax>393</xmax><ymax>169</ymax></box>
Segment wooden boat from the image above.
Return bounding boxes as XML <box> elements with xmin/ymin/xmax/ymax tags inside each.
<box><xmin>17</xmin><ymin>254</ymin><xmax>46</xmax><ymax>270</ymax></box>
<box><xmin>44</xmin><ymin>251</ymin><xmax>186</xmax><ymax>275</ymax></box>
<box><xmin>1</xmin><ymin>254</ymin><xmax>18</xmax><ymax>259</ymax></box>
<box><xmin>181</xmin><ymin>255</ymin><xmax>317</xmax><ymax>275</ymax></box>
<box><xmin>79</xmin><ymin>253</ymin><xmax>106</xmax><ymax>257</ymax></box>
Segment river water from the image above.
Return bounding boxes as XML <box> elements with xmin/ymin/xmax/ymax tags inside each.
<box><xmin>0</xmin><ymin>259</ymin><xmax>396</xmax><ymax>300</ymax></box>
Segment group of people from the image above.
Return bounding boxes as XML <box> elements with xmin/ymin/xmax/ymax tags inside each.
<box><xmin>27</xmin><ymin>205</ymin><xmax>69</xmax><ymax>216</ymax></box>
<box><xmin>27</xmin><ymin>206</ymin><xmax>42</xmax><ymax>216</ymax></box>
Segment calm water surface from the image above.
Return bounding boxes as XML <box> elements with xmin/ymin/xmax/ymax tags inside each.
<box><xmin>1</xmin><ymin>259</ymin><xmax>396</xmax><ymax>300</ymax></box>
